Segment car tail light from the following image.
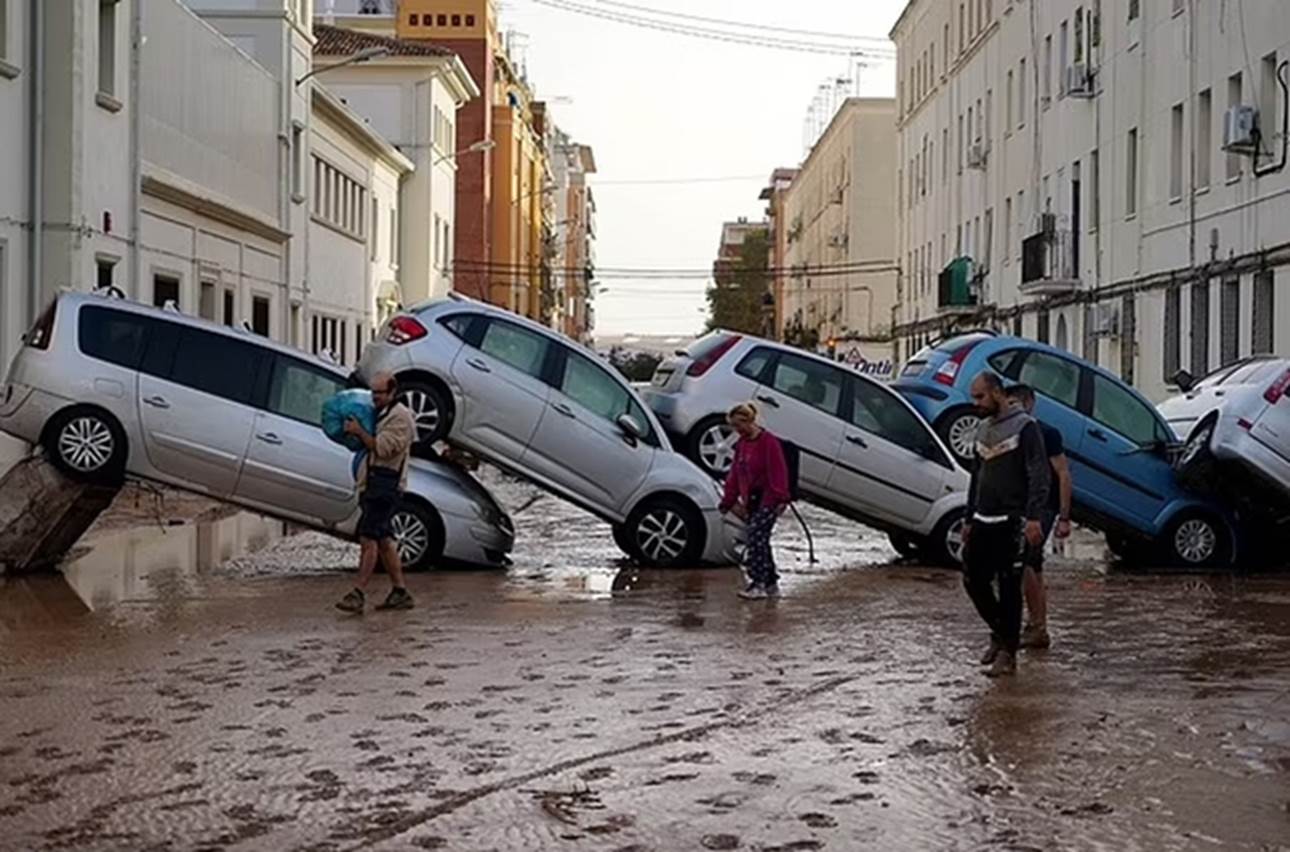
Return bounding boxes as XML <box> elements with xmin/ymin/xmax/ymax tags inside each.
<box><xmin>1264</xmin><ymin>367</ymin><xmax>1290</xmax><ymax>403</ymax></box>
<box><xmin>686</xmin><ymin>334</ymin><xmax>742</xmax><ymax>377</ymax></box>
<box><xmin>933</xmin><ymin>340</ymin><xmax>982</xmax><ymax>386</ymax></box>
<box><xmin>24</xmin><ymin>300</ymin><xmax>57</xmax><ymax>351</ymax></box>
<box><xmin>385</xmin><ymin>315</ymin><xmax>428</xmax><ymax>345</ymax></box>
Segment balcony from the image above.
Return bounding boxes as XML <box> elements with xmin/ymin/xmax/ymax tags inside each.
<box><xmin>1020</xmin><ymin>227</ymin><xmax>1081</xmax><ymax>296</ymax></box>
<box><xmin>937</xmin><ymin>257</ymin><xmax>979</xmax><ymax>315</ymax></box>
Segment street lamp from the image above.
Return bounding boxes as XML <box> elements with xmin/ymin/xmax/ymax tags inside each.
<box><xmin>432</xmin><ymin>138</ymin><xmax>496</xmax><ymax>166</ymax></box>
<box><xmin>295</xmin><ymin>46</ymin><xmax>392</xmax><ymax>87</ymax></box>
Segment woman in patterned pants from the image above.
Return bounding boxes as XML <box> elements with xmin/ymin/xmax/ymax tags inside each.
<box><xmin>718</xmin><ymin>403</ymin><xmax>791</xmax><ymax>599</ymax></box>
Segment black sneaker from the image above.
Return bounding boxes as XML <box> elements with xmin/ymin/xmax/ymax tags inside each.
<box><xmin>979</xmin><ymin>637</ymin><xmax>1002</xmax><ymax>665</ymax></box>
<box><xmin>376</xmin><ymin>588</ymin><xmax>414</xmax><ymax>611</ymax></box>
<box><xmin>335</xmin><ymin>588</ymin><xmax>365</xmax><ymax>614</ymax></box>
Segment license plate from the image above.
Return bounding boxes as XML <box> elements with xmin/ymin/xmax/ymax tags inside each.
<box><xmin>902</xmin><ymin>361</ymin><xmax>927</xmax><ymax>377</ymax></box>
<box><xmin>652</xmin><ymin>370</ymin><xmax>673</xmax><ymax>387</ymax></box>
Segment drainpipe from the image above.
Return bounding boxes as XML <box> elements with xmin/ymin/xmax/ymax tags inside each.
<box><xmin>26</xmin><ymin>0</ymin><xmax>44</xmax><ymax>323</ymax></box>
<box><xmin>1187</xmin><ymin>0</ymin><xmax>1197</xmax><ymax>274</ymax></box>
<box><xmin>129</xmin><ymin>0</ymin><xmax>142</xmax><ymax>298</ymax></box>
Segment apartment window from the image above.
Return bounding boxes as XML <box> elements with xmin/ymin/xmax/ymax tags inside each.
<box><xmin>452</xmin><ymin>14</ymin><xmax>461</xmax><ymax>26</ymax></box>
<box><xmin>1227</xmin><ymin>73</ymin><xmax>1243</xmax><ymax>181</ymax></box>
<box><xmin>355</xmin><ymin>322</ymin><xmax>364</xmax><ymax>364</ymax></box>
<box><xmin>1043</xmin><ymin>35</ymin><xmax>1053</xmax><ymax>104</ymax></box>
<box><xmin>311</xmin><ymin>156</ymin><xmax>367</xmax><ymax>241</ymax></box>
<box><xmin>370</xmin><ymin>197</ymin><xmax>379</xmax><ymax>260</ymax></box>
<box><xmin>199</xmin><ymin>281</ymin><xmax>216</xmax><ymax>321</ymax></box>
<box><xmin>252</xmin><ymin>296</ymin><xmax>270</xmax><ymax>337</ymax></box>
<box><xmin>1018</xmin><ymin>59</ymin><xmax>1027</xmax><ymax>126</ymax></box>
<box><xmin>1197</xmin><ymin>89</ymin><xmax>1212</xmax><ymax>190</ymax></box>
<box><xmin>1126</xmin><ymin>128</ymin><xmax>1138</xmax><ymax>217</ymax></box>
<box><xmin>942</xmin><ymin>127</ymin><xmax>949</xmax><ymax>183</ymax></box>
<box><xmin>1170</xmin><ymin>103</ymin><xmax>1184</xmax><ymax>201</ymax></box>
<box><xmin>153</xmin><ymin>275</ymin><xmax>179</xmax><ymax>310</ymax></box>
<box><xmin>433</xmin><ymin>214</ymin><xmax>442</xmax><ymax>268</ymax></box>
<box><xmin>959</xmin><ymin>4</ymin><xmax>965</xmax><ymax>51</ymax></box>
<box><xmin>1128</xmin><ymin>0</ymin><xmax>1140</xmax><ymax>20</ymax></box>
<box><xmin>409</xmin><ymin>13</ymin><xmax>418</xmax><ymax>26</ymax></box>
<box><xmin>1089</xmin><ymin>148</ymin><xmax>1100</xmax><ymax>231</ymax></box>
<box><xmin>437</xmin><ymin>14</ymin><xmax>447</xmax><ymax>26</ymax></box>
<box><xmin>1013</xmin><ymin>314</ymin><xmax>1023</xmax><ymax>337</ymax></box>
<box><xmin>98</xmin><ymin>0</ymin><xmax>119</xmax><ymax>99</ymax></box>
<box><xmin>943</xmin><ymin>24</ymin><xmax>950</xmax><ymax>72</ymax></box>
<box><xmin>1253</xmin><ymin>270</ymin><xmax>1275</xmax><ymax>353</ymax></box>
<box><xmin>1191</xmin><ymin>280</ymin><xmax>1210</xmax><ymax>375</ymax></box>
<box><xmin>1083</xmin><ymin>304</ymin><xmax>1098</xmax><ymax>361</ymax></box>
<box><xmin>1017</xmin><ymin>190</ymin><xmax>1026</xmax><ymax>258</ymax></box>
<box><xmin>1004</xmin><ymin>198</ymin><xmax>1013</xmax><ymax>264</ymax></box>
<box><xmin>983</xmin><ymin>208</ymin><xmax>994</xmax><ymax>270</ymax></box>
<box><xmin>967</xmin><ymin>107</ymin><xmax>974</xmax><ymax>146</ymax></box>
<box><xmin>985</xmin><ymin>90</ymin><xmax>993</xmax><ymax>145</ymax></box>
<box><xmin>389</xmin><ymin>207</ymin><xmax>398</xmax><ymax>266</ymax></box>
<box><xmin>0</xmin><ymin>1</ymin><xmax>8</xmax><ymax>64</ymax></box>
<box><xmin>1006</xmin><ymin>70</ymin><xmax>1015</xmax><ymax>130</ymax></box>
<box><xmin>1120</xmin><ymin>296</ymin><xmax>1136</xmax><ymax>384</ymax></box>
<box><xmin>1220</xmin><ymin>275</ymin><xmax>1240</xmax><ymax>366</ymax></box>
<box><xmin>1262</xmin><ymin>53</ymin><xmax>1280</xmax><ymax>162</ymax></box>
<box><xmin>222</xmin><ymin>290</ymin><xmax>235</xmax><ymax>326</ymax></box>
<box><xmin>1164</xmin><ymin>286</ymin><xmax>1181</xmax><ymax>380</ymax></box>
<box><xmin>96</xmin><ymin>258</ymin><xmax>116</xmax><ymax>291</ymax></box>
<box><xmin>957</xmin><ymin>114</ymin><xmax>964</xmax><ymax>173</ymax></box>
<box><xmin>466</xmin><ymin>14</ymin><xmax>476</xmax><ymax>26</ymax></box>
<box><xmin>291</xmin><ymin>124</ymin><xmax>304</xmax><ymax>202</ymax></box>
<box><xmin>1059</xmin><ymin>21</ymin><xmax>1069</xmax><ymax>97</ymax></box>
<box><xmin>1037</xmin><ymin>309</ymin><xmax>1050</xmax><ymax>343</ymax></box>
<box><xmin>1075</xmin><ymin>7</ymin><xmax>1086</xmax><ymax>62</ymax></box>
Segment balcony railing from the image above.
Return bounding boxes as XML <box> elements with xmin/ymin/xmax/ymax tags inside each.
<box><xmin>1020</xmin><ymin>228</ymin><xmax>1081</xmax><ymax>295</ymax></box>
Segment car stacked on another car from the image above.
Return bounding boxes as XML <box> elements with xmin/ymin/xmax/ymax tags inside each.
<box><xmin>893</xmin><ymin>332</ymin><xmax>1241</xmax><ymax>567</ymax></box>
<box><xmin>0</xmin><ymin>291</ymin><xmax>514</xmax><ymax>570</ymax></box>
<box><xmin>354</xmin><ymin>296</ymin><xmax>741</xmax><ymax>568</ymax></box>
<box><xmin>641</xmin><ymin>331</ymin><xmax>971</xmax><ymax>564</ymax></box>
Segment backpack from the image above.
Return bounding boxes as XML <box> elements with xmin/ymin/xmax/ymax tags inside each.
<box><xmin>779</xmin><ymin>438</ymin><xmax>802</xmax><ymax>502</ymax></box>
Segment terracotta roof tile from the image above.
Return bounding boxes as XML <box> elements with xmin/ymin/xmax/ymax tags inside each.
<box><xmin>313</xmin><ymin>24</ymin><xmax>452</xmax><ymax>58</ymax></box>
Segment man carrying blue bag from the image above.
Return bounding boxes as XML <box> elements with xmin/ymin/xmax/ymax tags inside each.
<box><xmin>332</xmin><ymin>372</ymin><xmax>417</xmax><ymax>614</ymax></box>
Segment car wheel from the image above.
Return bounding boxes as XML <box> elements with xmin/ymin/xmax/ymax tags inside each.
<box><xmin>888</xmin><ymin>531</ymin><xmax>922</xmax><ymax>560</ymax></box>
<box><xmin>1176</xmin><ymin>419</ymin><xmax>1216</xmax><ymax>488</ymax></box>
<box><xmin>44</xmin><ymin>406</ymin><xmax>127</xmax><ymax>484</ymax></box>
<box><xmin>611</xmin><ymin>523</ymin><xmax>634</xmax><ymax>558</ymax></box>
<box><xmin>400</xmin><ymin>379</ymin><xmax>452</xmax><ymax>448</ymax></box>
<box><xmin>1162</xmin><ymin>511</ymin><xmax>1231</xmax><ymax>569</ymax></box>
<box><xmin>927</xmin><ymin>508</ymin><xmax>968</xmax><ymax>566</ymax></box>
<box><xmin>390</xmin><ymin>500</ymin><xmax>444</xmax><ymax>571</ymax></box>
<box><xmin>687</xmin><ymin>415</ymin><xmax>737</xmax><ymax>479</ymax></box>
<box><xmin>626</xmin><ymin>497</ymin><xmax>705</xmax><ymax>567</ymax></box>
<box><xmin>935</xmin><ymin>408</ymin><xmax>981</xmax><ymax>467</ymax></box>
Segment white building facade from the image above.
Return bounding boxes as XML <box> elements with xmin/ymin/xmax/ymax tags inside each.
<box><xmin>893</xmin><ymin>0</ymin><xmax>1290</xmax><ymax>402</ymax></box>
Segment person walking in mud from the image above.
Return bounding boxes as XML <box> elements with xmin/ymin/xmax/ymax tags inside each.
<box><xmin>336</xmin><ymin>372</ymin><xmax>417</xmax><ymax>613</ymax></box>
<box><xmin>718</xmin><ymin>402</ymin><xmax>791</xmax><ymax>600</ymax></box>
<box><xmin>960</xmin><ymin>372</ymin><xmax>1050</xmax><ymax>676</ymax></box>
<box><xmin>1005</xmin><ymin>384</ymin><xmax>1073</xmax><ymax>650</ymax></box>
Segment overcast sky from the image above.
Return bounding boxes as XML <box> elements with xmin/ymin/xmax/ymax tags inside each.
<box><xmin>499</xmin><ymin>0</ymin><xmax>908</xmax><ymax>338</ymax></box>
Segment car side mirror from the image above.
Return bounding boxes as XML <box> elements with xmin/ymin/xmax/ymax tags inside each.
<box><xmin>1171</xmin><ymin>369</ymin><xmax>1196</xmax><ymax>393</ymax></box>
<box><xmin>616</xmin><ymin>413</ymin><xmax>644</xmax><ymax>441</ymax></box>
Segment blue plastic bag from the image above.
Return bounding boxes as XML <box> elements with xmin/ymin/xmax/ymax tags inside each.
<box><xmin>321</xmin><ymin>389</ymin><xmax>375</xmax><ymax>453</ymax></box>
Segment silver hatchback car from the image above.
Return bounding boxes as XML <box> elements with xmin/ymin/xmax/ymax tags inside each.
<box><xmin>641</xmin><ymin>331</ymin><xmax>970</xmax><ymax>563</ymax></box>
<box><xmin>354</xmin><ymin>296</ymin><xmax>740</xmax><ymax>568</ymax></box>
<box><xmin>0</xmin><ymin>292</ymin><xmax>514</xmax><ymax>570</ymax></box>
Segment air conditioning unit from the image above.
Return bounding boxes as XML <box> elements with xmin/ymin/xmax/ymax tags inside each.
<box><xmin>1223</xmin><ymin>105</ymin><xmax>1259</xmax><ymax>154</ymax></box>
<box><xmin>1066</xmin><ymin>63</ymin><xmax>1094</xmax><ymax>98</ymax></box>
<box><xmin>966</xmin><ymin>142</ymin><xmax>988</xmax><ymax>170</ymax></box>
<box><xmin>1092</xmin><ymin>302</ymin><xmax>1121</xmax><ymax>338</ymax></box>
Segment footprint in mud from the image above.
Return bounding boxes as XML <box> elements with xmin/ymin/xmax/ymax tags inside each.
<box><xmin>700</xmin><ymin>834</ymin><xmax>741</xmax><ymax>850</ymax></box>
<box><xmin>798</xmin><ymin>812</ymin><xmax>837</xmax><ymax>829</ymax></box>
<box><xmin>760</xmin><ymin>842</ymin><xmax>823</xmax><ymax>852</ymax></box>
<box><xmin>732</xmin><ymin>772</ymin><xmax>777</xmax><ymax>786</ymax></box>
<box><xmin>695</xmin><ymin>791</ymin><xmax>747</xmax><ymax>813</ymax></box>
<box><xmin>580</xmin><ymin>766</ymin><xmax>614</xmax><ymax>782</ymax></box>
<box><xmin>830</xmin><ymin>792</ymin><xmax>877</xmax><ymax>805</ymax></box>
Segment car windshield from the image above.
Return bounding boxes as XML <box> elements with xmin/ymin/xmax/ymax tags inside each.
<box><xmin>1193</xmin><ymin>359</ymin><xmax>1267</xmax><ymax>388</ymax></box>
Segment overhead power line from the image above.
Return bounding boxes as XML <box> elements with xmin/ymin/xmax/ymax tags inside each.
<box><xmin>592</xmin><ymin>174</ymin><xmax>767</xmax><ymax>185</ymax></box>
<box><xmin>452</xmin><ymin>258</ymin><xmax>899</xmax><ymax>276</ymax></box>
<box><xmin>588</xmin><ymin>0</ymin><xmax>894</xmax><ymax>44</ymax></box>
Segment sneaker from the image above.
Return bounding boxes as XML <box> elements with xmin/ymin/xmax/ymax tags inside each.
<box><xmin>985</xmin><ymin>651</ymin><xmax>1017</xmax><ymax>677</ymax></box>
<box><xmin>979</xmin><ymin>637</ymin><xmax>1003</xmax><ymax>665</ymax></box>
<box><xmin>335</xmin><ymin>588</ymin><xmax>365</xmax><ymax>614</ymax></box>
<box><xmin>1020</xmin><ymin>624</ymin><xmax>1052</xmax><ymax>650</ymax></box>
<box><xmin>737</xmin><ymin>584</ymin><xmax>768</xmax><ymax>600</ymax></box>
<box><xmin>376</xmin><ymin>588</ymin><xmax>415</xmax><ymax>611</ymax></box>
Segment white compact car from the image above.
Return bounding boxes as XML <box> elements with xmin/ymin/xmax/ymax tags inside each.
<box><xmin>642</xmin><ymin>331</ymin><xmax>970</xmax><ymax>564</ymax></box>
<box><xmin>0</xmin><ymin>292</ymin><xmax>515</xmax><ymax>570</ymax></box>
<box><xmin>1160</xmin><ymin>357</ymin><xmax>1290</xmax><ymax>513</ymax></box>
<box><xmin>354</xmin><ymin>296</ymin><xmax>741</xmax><ymax>568</ymax></box>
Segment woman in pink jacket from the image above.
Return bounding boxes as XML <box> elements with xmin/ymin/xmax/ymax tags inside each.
<box><xmin>719</xmin><ymin>402</ymin><xmax>791</xmax><ymax>599</ymax></box>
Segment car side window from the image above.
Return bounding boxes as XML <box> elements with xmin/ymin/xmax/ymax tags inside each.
<box><xmin>735</xmin><ymin>347</ymin><xmax>774</xmax><ymax>381</ymax></box>
<box><xmin>850</xmin><ymin>377</ymin><xmax>941</xmax><ymax>459</ymax></box>
<box><xmin>78</xmin><ymin>306</ymin><xmax>148</xmax><ymax>369</ymax></box>
<box><xmin>268</xmin><ymin>357</ymin><xmax>346</xmax><ymax>427</ymax></box>
<box><xmin>1017</xmin><ymin>351</ymin><xmax>1081</xmax><ymax>408</ymax></box>
<box><xmin>168</xmin><ymin>328</ymin><xmax>267</xmax><ymax>405</ymax></box>
<box><xmin>986</xmin><ymin>348</ymin><xmax>1024</xmax><ymax>378</ymax></box>
<box><xmin>439</xmin><ymin>313</ymin><xmax>476</xmax><ymax>341</ymax></box>
<box><xmin>1091</xmin><ymin>374</ymin><xmax>1165</xmax><ymax>445</ymax></box>
<box><xmin>770</xmin><ymin>353</ymin><xmax>844</xmax><ymax>416</ymax></box>
<box><xmin>478</xmin><ymin>320</ymin><xmax>548</xmax><ymax>379</ymax></box>
<box><xmin>561</xmin><ymin>350</ymin><xmax>630</xmax><ymax>420</ymax></box>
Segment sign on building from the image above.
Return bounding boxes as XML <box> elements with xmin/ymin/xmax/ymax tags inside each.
<box><xmin>831</xmin><ymin>339</ymin><xmax>895</xmax><ymax>381</ymax></box>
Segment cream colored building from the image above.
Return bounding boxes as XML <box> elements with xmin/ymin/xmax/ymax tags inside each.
<box><xmin>781</xmin><ymin>98</ymin><xmax>898</xmax><ymax>346</ymax></box>
<box><xmin>893</xmin><ymin>0</ymin><xmax>1290</xmax><ymax>402</ymax></box>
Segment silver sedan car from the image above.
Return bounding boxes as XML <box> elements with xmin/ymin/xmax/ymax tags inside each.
<box><xmin>354</xmin><ymin>296</ymin><xmax>741</xmax><ymax>568</ymax></box>
<box><xmin>0</xmin><ymin>292</ymin><xmax>514</xmax><ymax>570</ymax></box>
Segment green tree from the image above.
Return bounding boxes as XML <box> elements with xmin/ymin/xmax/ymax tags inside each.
<box><xmin>706</xmin><ymin>230</ymin><xmax>770</xmax><ymax>334</ymax></box>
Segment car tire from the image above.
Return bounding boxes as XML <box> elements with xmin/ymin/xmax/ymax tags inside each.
<box><xmin>935</xmin><ymin>408</ymin><xmax>982</xmax><ymax>467</ymax></box>
<box><xmin>888</xmin><ymin>531</ymin><xmax>923</xmax><ymax>560</ymax></box>
<box><xmin>624</xmin><ymin>497</ymin><xmax>705</xmax><ymax>567</ymax></box>
<box><xmin>399</xmin><ymin>378</ymin><xmax>452</xmax><ymax>448</ymax></box>
<box><xmin>43</xmin><ymin>406</ymin><xmax>127</xmax><ymax>484</ymax></box>
<box><xmin>611</xmin><ymin>523</ymin><xmax>634</xmax><ymax>557</ymax></box>
<box><xmin>686</xmin><ymin>415</ymin><xmax>737</xmax><ymax>479</ymax></box>
<box><xmin>390</xmin><ymin>499</ymin><xmax>445</xmax><ymax>572</ymax></box>
<box><xmin>1161</xmin><ymin>510</ymin><xmax>1232</xmax><ymax>569</ymax></box>
<box><xmin>1176</xmin><ymin>418</ymin><xmax>1217</xmax><ymax>489</ymax></box>
<box><xmin>927</xmin><ymin>508</ymin><xmax>968</xmax><ymax>566</ymax></box>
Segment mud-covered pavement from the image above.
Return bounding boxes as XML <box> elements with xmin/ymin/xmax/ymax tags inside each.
<box><xmin>2</xmin><ymin>475</ymin><xmax>1289</xmax><ymax>851</ymax></box>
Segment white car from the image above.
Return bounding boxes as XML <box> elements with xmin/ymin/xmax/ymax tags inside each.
<box><xmin>354</xmin><ymin>296</ymin><xmax>741</xmax><ymax>568</ymax></box>
<box><xmin>1161</xmin><ymin>357</ymin><xmax>1290</xmax><ymax>513</ymax></box>
<box><xmin>641</xmin><ymin>331</ymin><xmax>970</xmax><ymax>564</ymax></box>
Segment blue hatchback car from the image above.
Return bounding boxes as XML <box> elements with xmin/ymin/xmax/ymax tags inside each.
<box><xmin>892</xmin><ymin>332</ymin><xmax>1239</xmax><ymax>567</ymax></box>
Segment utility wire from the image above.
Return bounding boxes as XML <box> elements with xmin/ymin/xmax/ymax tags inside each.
<box><xmin>592</xmin><ymin>174</ymin><xmax>768</xmax><ymax>185</ymax></box>
<box><xmin>587</xmin><ymin>0</ymin><xmax>894</xmax><ymax>45</ymax></box>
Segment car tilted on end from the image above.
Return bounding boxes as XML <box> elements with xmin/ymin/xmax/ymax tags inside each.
<box><xmin>641</xmin><ymin>331</ymin><xmax>970</xmax><ymax>564</ymax></box>
<box><xmin>354</xmin><ymin>296</ymin><xmax>741</xmax><ymax>568</ymax></box>
<box><xmin>0</xmin><ymin>291</ymin><xmax>514</xmax><ymax>570</ymax></box>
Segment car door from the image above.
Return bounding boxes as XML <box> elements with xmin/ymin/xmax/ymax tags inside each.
<box><xmin>1078</xmin><ymin>371</ymin><xmax>1175</xmax><ymax>530</ymax></box>
<box><xmin>136</xmin><ymin>323</ymin><xmax>263</xmax><ymax>496</ymax></box>
<box><xmin>234</xmin><ymin>354</ymin><xmax>356</xmax><ymax>525</ymax></box>
<box><xmin>1250</xmin><ymin>362</ymin><xmax>1290</xmax><ymax>464</ymax></box>
<box><xmin>448</xmin><ymin>316</ymin><xmax>552</xmax><ymax>462</ymax></box>
<box><xmin>752</xmin><ymin>351</ymin><xmax>847</xmax><ymax>493</ymax></box>
<box><xmin>1006</xmin><ymin>349</ymin><xmax>1087</xmax><ymax>457</ymax></box>
<box><xmin>828</xmin><ymin>374</ymin><xmax>949</xmax><ymax>527</ymax></box>
<box><xmin>527</xmin><ymin>346</ymin><xmax>656</xmax><ymax>515</ymax></box>
<box><xmin>74</xmin><ymin>305</ymin><xmax>151</xmax><ymax>448</ymax></box>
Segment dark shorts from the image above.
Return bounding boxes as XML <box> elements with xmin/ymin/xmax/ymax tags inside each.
<box><xmin>357</xmin><ymin>468</ymin><xmax>401</xmax><ymax>541</ymax></box>
<box><xmin>1023</xmin><ymin>511</ymin><xmax>1058</xmax><ymax>573</ymax></box>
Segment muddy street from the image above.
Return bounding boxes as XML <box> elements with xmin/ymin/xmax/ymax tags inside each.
<box><xmin>1</xmin><ymin>478</ymin><xmax>1289</xmax><ymax>851</ymax></box>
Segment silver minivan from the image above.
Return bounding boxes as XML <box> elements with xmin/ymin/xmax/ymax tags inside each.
<box><xmin>0</xmin><ymin>292</ymin><xmax>514</xmax><ymax>570</ymax></box>
<box><xmin>354</xmin><ymin>296</ymin><xmax>741</xmax><ymax>568</ymax></box>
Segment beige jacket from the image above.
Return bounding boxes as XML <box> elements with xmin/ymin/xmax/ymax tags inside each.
<box><xmin>356</xmin><ymin>402</ymin><xmax>415</xmax><ymax>492</ymax></box>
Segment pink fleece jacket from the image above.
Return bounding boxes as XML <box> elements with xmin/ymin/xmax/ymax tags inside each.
<box><xmin>719</xmin><ymin>429</ymin><xmax>791</xmax><ymax>513</ymax></box>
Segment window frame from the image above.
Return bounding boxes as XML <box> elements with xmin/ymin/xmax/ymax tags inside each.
<box><xmin>264</xmin><ymin>354</ymin><xmax>348</xmax><ymax>429</ymax></box>
<box><xmin>550</xmin><ymin>345</ymin><xmax>660</xmax><ymax>447</ymax></box>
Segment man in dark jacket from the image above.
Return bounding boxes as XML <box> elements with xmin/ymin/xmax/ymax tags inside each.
<box><xmin>961</xmin><ymin>372</ymin><xmax>1051</xmax><ymax>677</ymax></box>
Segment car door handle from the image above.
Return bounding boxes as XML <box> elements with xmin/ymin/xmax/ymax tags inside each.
<box><xmin>755</xmin><ymin>394</ymin><xmax>780</xmax><ymax>409</ymax></box>
<box><xmin>466</xmin><ymin>358</ymin><xmax>492</xmax><ymax>373</ymax></box>
<box><xmin>1087</xmin><ymin>428</ymin><xmax>1108</xmax><ymax>442</ymax></box>
<box><xmin>143</xmin><ymin>395</ymin><xmax>170</xmax><ymax>409</ymax></box>
<box><xmin>846</xmin><ymin>434</ymin><xmax>868</xmax><ymax>448</ymax></box>
<box><xmin>551</xmin><ymin>402</ymin><xmax>576</xmax><ymax>419</ymax></box>
<box><xmin>256</xmin><ymin>432</ymin><xmax>283</xmax><ymax>446</ymax></box>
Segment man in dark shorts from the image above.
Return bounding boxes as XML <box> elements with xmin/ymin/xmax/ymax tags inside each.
<box><xmin>1006</xmin><ymin>384</ymin><xmax>1073</xmax><ymax>649</ymax></box>
<box><xmin>336</xmin><ymin>372</ymin><xmax>417</xmax><ymax>613</ymax></box>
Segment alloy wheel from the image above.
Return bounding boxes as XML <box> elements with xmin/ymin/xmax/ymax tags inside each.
<box><xmin>698</xmin><ymin>423</ymin><xmax>738</xmax><ymax>475</ymax></box>
<box><xmin>58</xmin><ymin>417</ymin><xmax>115</xmax><ymax>472</ymax></box>
<box><xmin>1174</xmin><ymin>518</ymin><xmax>1217</xmax><ymax>564</ymax></box>
<box><xmin>946</xmin><ymin>413</ymin><xmax>981</xmax><ymax>461</ymax></box>
<box><xmin>945</xmin><ymin>515</ymin><xmax>967</xmax><ymax>564</ymax></box>
<box><xmin>391</xmin><ymin>510</ymin><xmax>430</xmax><ymax>566</ymax></box>
<box><xmin>403</xmin><ymin>389</ymin><xmax>441</xmax><ymax>442</ymax></box>
<box><xmin>636</xmin><ymin>508</ymin><xmax>690</xmax><ymax>563</ymax></box>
